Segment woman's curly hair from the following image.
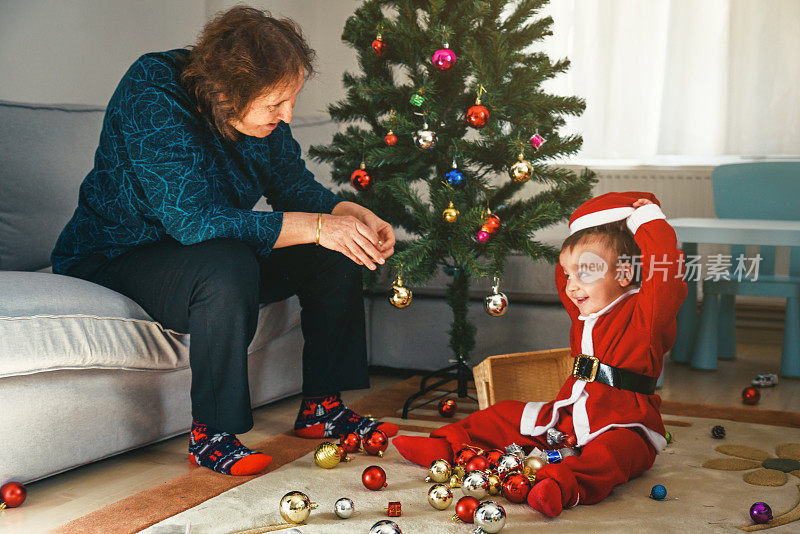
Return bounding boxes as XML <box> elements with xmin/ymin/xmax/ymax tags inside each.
<box><xmin>180</xmin><ymin>5</ymin><xmax>316</xmax><ymax>141</ymax></box>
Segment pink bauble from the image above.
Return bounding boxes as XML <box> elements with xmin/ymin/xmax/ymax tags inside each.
<box><xmin>477</xmin><ymin>230</ymin><xmax>491</xmax><ymax>243</ymax></box>
<box><xmin>432</xmin><ymin>48</ymin><xmax>457</xmax><ymax>71</ymax></box>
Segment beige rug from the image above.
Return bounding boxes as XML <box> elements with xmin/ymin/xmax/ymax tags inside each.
<box><xmin>138</xmin><ymin>410</ymin><xmax>800</xmax><ymax>533</ymax></box>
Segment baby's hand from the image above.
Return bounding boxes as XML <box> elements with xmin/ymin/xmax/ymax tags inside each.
<box><xmin>632</xmin><ymin>198</ymin><xmax>653</xmax><ymax>208</ymax></box>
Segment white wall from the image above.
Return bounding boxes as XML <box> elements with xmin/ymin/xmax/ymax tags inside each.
<box><xmin>0</xmin><ymin>0</ymin><xmax>206</xmax><ymax>106</ymax></box>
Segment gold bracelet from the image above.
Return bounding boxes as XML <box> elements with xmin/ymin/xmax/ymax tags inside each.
<box><xmin>315</xmin><ymin>213</ymin><xmax>322</xmax><ymax>246</ymax></box>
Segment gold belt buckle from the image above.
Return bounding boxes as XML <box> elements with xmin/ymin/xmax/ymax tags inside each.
<box><xmin>572</xmin><ymin>354</ymin><xmax>600</xmax><ymax>382</ymax></box>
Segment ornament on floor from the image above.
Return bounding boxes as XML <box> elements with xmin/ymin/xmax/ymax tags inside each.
<box><xmin>461</xmin><ymin>470</ymin><xmax>490</xmax><ymax>499</ymax></box>
<box><xmin>505</xmin><ymin>443</ymin><xmax>525</xmax><ymax>458</ymax></box>
<box><xmin>386</xmin><ymin>500</ymin><xmax>402</xmax><ymax>517</ymax></box>
<box><xmin>496</xmin><ymin>453</ymin><xmax>523</xmax><ymax>477</ymax></box>
<box><xmin>486</xmin><ymin>449</ymin><xmax>505</xmax><ymax>470</ymax></box>
<box><xmin>649</xmin><ymin>484</ymin><xmax>667</xmax><ymax>501</ymax></box>
<box><xmin>508</xmin><ymin>152</ymin><xmax>533</xmax><ymax>183</ymax></box>
<box><xmin>665</xmin><ymin>430</ymin><xmax>673</xmax><ymax>444</ymax></box>
<box><xmin>334</xmin><ymin>497</ymin><xmax>355</xmax><ymax>519</ymax></box>
<box><xmin>546</xmin><ymin>448</ymin><xmax>578</xmax><ymax>464</ymax></box>
<box><xmin>363</xmin><ymin>429</ymin><xmax>390</xmax><ymax>456</ymax></box>
<box><xmin>384</xmin><ymin>130</ymin><xmax>397</xmax><ymax>146</ymax></box>
<box><xmin>473</xmin><ymin>501</ymin><xmax>506</xmax><ymax>533</ymax></box>
<box><xmin>546</xmin><ymin>428</ymin><xmax>566</xmax><ymax>446</ymax></box>
<box><xmin>750</xmin><ymin>501</ymin><xmax>773</xmax><ymax>524</ymax></box>
<box><xmin>350</xmin><ymin>161</ymin><xmax>373</xmax><ymax>191</ymax></box>
<box><xmin>523</xmin><ymin>455</ymin><xmax>545</xmax><ymax>478</ymax></box>
<box><xmin>0</xmin><ymin>481</ymin><xmax>26</xmax><ymax>509</ymax></box>
<box><xmin>337</xmin><ymin>444</ymin><xmax>353</xmax><ymax>462</ymax></box>
<box><xmin>712</xmin><ymin>425</ymin><xmax>726</xmax><ymax>439</ymax></box>
<box><xmin>340</xmin><ymin>432</ymin><xmax>361</xmax><ymax>454</ymax></box>
<box><xmin>369</xmin><ymin>519</ymin><xmax>402</xmax><ymax>534</ymax></box>
<box><xmin>476</xmin><ymin>208</ymin><xmax>501</xmax><ymax>243</ymax></box>
<box><xmin>414</xmin><ymin>121</ymin><xmax>437</xmax><ymax>150</ymax></box>
<box><xmin>444</xmin><ymin>159</ymin><xmax>467</xmax><ymax>189</ymax></box>
<box><xmin>372</xmin><ymin>31</ymin><xmax>386</xmax><ymax>57</ymax></box>
<box><xmin>529</xmin><ymin>131</ymin><xmax>546</xmax><ymax>150</ymax></box>
<box><xmin>426</xmin><ymin>459</ymin><xmax>452</xmax><ymax>483</ymax></box>
<box><xmin>279</xmin><ymin>491</ymin><xmax>318</xmax><ymax>524</ymax></box>
<box><xmin>455</xmin><ymin>447</ymin><xmax>479</xmax><ymax>467</ymax></box>
<box><xmin>362</xmin><ymin>465</ymin><xmax>388</xmax><ymax>490</ymax></box>
<box><xmin>389</xmin><ymin>273</ymin><xmax>412</xmax><ymax>309</ymax></box>
<box><xmin>443</xmin><ymin>201</ymin><xmax>459</xmax><ymax>223</ymax></box>
<box><xmin>453</xmin><ymin>495</ymin><xmax>480</xmax><ymax>523</ymax></box>
<box><xmin>752</xmin><ymin>373</ymin><xmax>778</xmax><ymax>388</ymax></box>
<box><xmin>487</xmin><ymin>473</ymin><xmax>502</xmax><ymax>495</ymax></box>
<box><xmin>432</xmin><ymin>43</ymin><xmax>457</xmax><ymax>71</ymax></box>
<box><xmin>742</xmin><ymin>386</ymin><xmax>760</xmax><ymax>405</ymax></box>
<box><xmin>466</xmin><ymin>455</ymin><xmax>489</xmax><ymax>473</ymax></box>
<box><xmin>314</xmin><ymin>441</ymin><xmax>342</xmax><ymax>469</ymax></box>
<box><xmin>438</xmin><ymin>398</ymin><xmax>457</xmax><ymax>417</ymax></box>
<box><xmin>501</xmin><ymin>473</ymin><xmax>532</xmax><ymax>503</ymax></box>
<box><xmin>428</xmin><ymin>483</ymin><xmax>454</xmax><ymax>510</ymax></box>
<box><xmin>484</xmin><ymin>276</ymin><xmax>508</xmax><ymax>316</ymax></box>
<box><xmin>466</xmin><ymin>84</ymin><xmax>490</xmax><ymax>129</ymax></box>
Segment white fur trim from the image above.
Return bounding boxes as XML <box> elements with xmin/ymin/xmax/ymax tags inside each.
<box><xmin>570</xmin><ymin>207</ymin><xmax>634</xmax><ymax>235</ymax></box>
<box><xmin>520</xmin><ymin>401</ymin><xmax>547</xmax><ymax>435</ymax></box>
<box><xmin>524</xmin><ymin>380</ymin><xmax>587</xmax><ymax>436</ymax></box>
<box><xmin>626</xmin><ymin>204</ymin><xmax>666</xmax><ymax>234</ymax></box>
<box><xmin>578</xmin><ymin>287</ymin><xmax>640</xmax><ymax>322</ymax></box>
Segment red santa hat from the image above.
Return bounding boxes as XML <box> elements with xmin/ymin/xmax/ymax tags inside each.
<box><xmin>569</xmin><ymin>191</ymin><xmax>661</xmax><ymax>235</ymax></box>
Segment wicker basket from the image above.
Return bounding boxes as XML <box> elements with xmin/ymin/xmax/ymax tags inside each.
<box><xmin>473</xmin><ymin>348</ymin><xmax>573</xmax><ymax>410</ymax></box>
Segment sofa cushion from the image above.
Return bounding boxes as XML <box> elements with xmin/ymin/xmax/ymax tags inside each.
<box><xmin>0</xmin><ymin>271</ymin><xmax>301</xmax><ymax>377</ymax></box>
<box><xmin>0</xmin><ymin>100</ymin><xmax>106</xmax><ymax>271</ymax></box>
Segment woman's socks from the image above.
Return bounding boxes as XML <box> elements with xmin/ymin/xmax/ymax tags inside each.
<box><xmin>293</xmin><ymin>393</ymin><xmax>399</xmax><ymax>438</ymax></box>
<box><xmin>188</xmin><ymin>420</ymin><xmax>272</xmax><ymax>476</ymax></box>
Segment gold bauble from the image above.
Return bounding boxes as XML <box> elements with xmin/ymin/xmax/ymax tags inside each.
<box><xmin>448</xmin><ymin>474</ymin><xmax>461</xmax><ymax>488</ymax></box>
<box><xmin>508</xmin><ymin>156</ymin><xmax>533</xmax><ymax>183</ymax></box>
<box><xmin>427</xmin><ymin>483</ymin><xmax>454</xmax><ymax>510</ymax></box>
<box><xmin>389</xmin><ymin>277</ymin><xmax>412</xmax><ymax>309</ymax></box>
<box><xmin>279</xmin><ymin>491</ymin><xmax>318</xmax><ymax>524</ymax></box>
<box><xmin>487</xmin><ymin>473</ymin><xmax>502</xmax><ymax>495</ymax></box>
<box><xmin>314</xmin><ymin>442</ymin><xmax>341</xmax><ymax>469</ymax></box>
<box><xmin>443</xmin><ymin>201</ymin><xmax>459</xmax><ymax>223</ymax></box>
<box><xmin>523</xmin><ymin>456</ymin><xmax>545</xmax><ymax>478</ymax></box>
<box><xmin>426</xmin><ymin>459</ymin><xmax>452</xmax><ymax>483</ymax></box>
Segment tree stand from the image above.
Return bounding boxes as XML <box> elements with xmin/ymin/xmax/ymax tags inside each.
<box><xmin>401</xmin><ymin>266</ymin><xmax>478</xmax><ymax>418</ymax></box>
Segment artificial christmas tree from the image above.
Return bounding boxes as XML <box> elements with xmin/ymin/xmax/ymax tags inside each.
<box><xmin>309</xmin><ymin>0</ymin><xmax>595</xmax><ymax>415</ymax></box>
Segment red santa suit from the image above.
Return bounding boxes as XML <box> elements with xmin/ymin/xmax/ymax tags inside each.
<box><xmin>427</xmin><ymin>191</ymin><xmax>688</xmax><ymax>509</ymax></box>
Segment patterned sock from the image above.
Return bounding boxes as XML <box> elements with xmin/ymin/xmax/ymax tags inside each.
<box><xmin>188</xmin><ymin>419</ymin><xmax>272</xmax><ymax>476</ymax></box>
<box><xmin>293</xmin><ymin>393</ymin><xmax>399</xmax><ymax>439</ymax></box>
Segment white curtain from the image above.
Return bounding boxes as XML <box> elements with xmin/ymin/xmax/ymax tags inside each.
<box><xmin>535</xmin><ymin>0</ymin><xmax>800</xmax><ymax>161</ymax></box>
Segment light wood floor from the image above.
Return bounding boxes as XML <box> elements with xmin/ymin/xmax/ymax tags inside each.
<box><xmin>2</xmin><ymin>342</ymin><xmax>797</xmax><ymax>534</ymax></box>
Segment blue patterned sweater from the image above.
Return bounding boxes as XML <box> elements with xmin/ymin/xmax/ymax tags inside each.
<box><xmin>51</xmin><ymin>49</ymin><xmax>342</xmax><ymax>275</ymax></box>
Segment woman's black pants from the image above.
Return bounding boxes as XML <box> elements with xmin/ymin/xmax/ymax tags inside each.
<box><xmin>65</xmin><ymin>237</ymin><xmax>370</xmax><ymax>434</ymax></box>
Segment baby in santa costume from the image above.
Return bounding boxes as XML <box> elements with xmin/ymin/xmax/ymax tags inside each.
<box><xmin>393</xmin><ymin>191</ymin><xmax>687</xmax><ymax>517</ymax></box>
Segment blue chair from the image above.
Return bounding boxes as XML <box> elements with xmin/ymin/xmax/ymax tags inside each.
<box><xmin>691</xmin><ymin>162</ymin><xmax>800</xmax><ymax>377</ymax></box>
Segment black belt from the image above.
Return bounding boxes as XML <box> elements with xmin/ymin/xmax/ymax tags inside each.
<box><xmin>572</xmin><ymin>354</ymin><xmax>658</xmax><ymax>395</ymax></box>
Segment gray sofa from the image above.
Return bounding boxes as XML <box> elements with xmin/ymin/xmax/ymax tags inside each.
<box><xmin>0</xmin><ymin>100</ymin><xmax>570</xmax><ymax>486</ymax></box>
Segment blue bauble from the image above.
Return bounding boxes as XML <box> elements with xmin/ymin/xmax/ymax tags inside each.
<box><xmin>650</xmin><ymin>484</ymin><xmax>667</xmax><ymax>500</ymax></box>
<box><xmin>445</xmin><ymin>169</ymin><xmax>466</xmax><ymax>189</ymax></box>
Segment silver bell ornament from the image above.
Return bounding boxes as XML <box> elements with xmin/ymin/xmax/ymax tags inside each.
<box><xmin>484</xmin><ymin>276</ymin><xmax>508</xmax><ymax>317</ymax></box>
<box><xmin>334</xmin><ymin>497</ymin><xmax>354</xmax><ymax>519</ymax></box>
<box><xmin>279</xmin><ymin>491</ymin><xmax>318</xmax><ymax>524</ymax></box>
<box><xmin>369</xmin><ymin>519</ymin><xmax>403</xmax><ymax>534</ymax></box>
<box><xmin>496</xmin><ymin>453</ymin><xmax>523</xmax><ymax>477</ymax></box>
<box><xmin>461</xmin><ymin>470</ymin><xmax>490</xmax><ymax>500</ymax></box>
<box><xmin>414</xmin><ymin>122</ymin><xmax>437</xmax><ymax>150</ymax></box>
<box><xmin>473</xmin><ymin>501</ymin><xmax>507</xmax><ymax>534</ymax></box>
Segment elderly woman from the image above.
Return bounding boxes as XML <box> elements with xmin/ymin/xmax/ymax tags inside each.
<box><xmin>51</xmin><ymin>6</ymin><xmax>397</xmax><ymax>476</ymax></box>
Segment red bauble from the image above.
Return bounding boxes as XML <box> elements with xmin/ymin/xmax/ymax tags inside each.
<box><xmin>362</xmin><ymin>465</ymin><xmax>387</xmax><ymax>490</ymax></box>
<box><xmin>438</xmin><ymin>399</ymin><xmax>457</xmax><ymax>418</ymax></box>
<box><xmin>501</xmin><ymin>473</ymin><xmax>532</xmax><ymax>503</ymax></box>
<box><xmin>565</xmin><ymin>435</ymin><xmax>578</xmax><ymax>448</ymax></box>
<box><xmin>481</xmin><ymin>214</ymin><xmax>501</xmax><ymax>234</ymax></box>
<box><xmin>340</xmin><ymin>432</ymin><xmax>361</xmax><ymax>454</ymax></box>
<box><xmin>372</xmin><ymin>38</ymin><xmax>386</xmax><ymax>56</ymax></box>
<box><xmin>466</xmin><ymin>104</ymin><xmax>490</xmax><ymax>128</ymax></box>
<box><xmin>742</xmin><ymin>386</ymin><xmax>761</xmax><ymax>405</ymax></box>
<box><xmin>384</xmin><ymin>132</ymin><xmax>397</xmax><ymax>146</ymax></box>
<box><xmin>350</xmin><ymin>168</ymin><xmax>373</xmax><ymax>191</ymax></box>
<box><xmin>465</xmin><ymin>455</ymin><xmax>489</xmax><ymax>473</ymax></box>
<box><xmin>363</xmin><ymin>429</ymin><xmax>389</xmax><ymax>456</ymax></box>
<box><xmin>0</xmin><ymin>481</ymin><xmax>27</xmax><ymax>509</ymax></box>
<box><xmin>454</xmin><ymin>496</ymin><xmax>480</xmax><ymax>523</ymax></box>
<box><xmin>485</xmin><ymin>449</ymin><xmax>505</xmax><ymax>470</ymax></box>
<box><xmin>455</xmin><ymin>447</ymin><xmax>478</xmax><ymax>467</ymax></box>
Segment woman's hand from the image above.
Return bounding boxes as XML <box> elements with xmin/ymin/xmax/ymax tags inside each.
<box><xmin>330</xmin><ymin>202</ymin><xmax>396</xmax><ymax>263</ymax></box>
